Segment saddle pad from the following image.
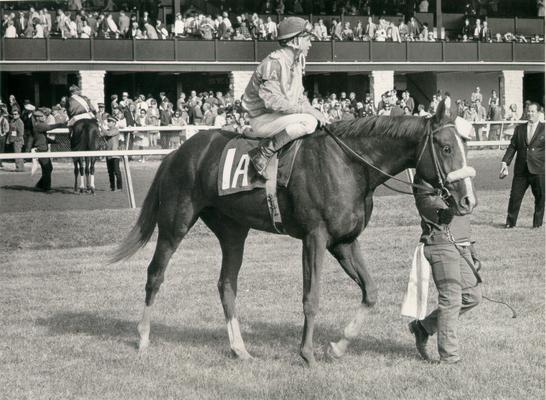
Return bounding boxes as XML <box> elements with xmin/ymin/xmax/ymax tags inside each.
<box><xmin>218</xmin><ymin>135</ymin><xmax>302</xmax><ymax>196</ymax></box>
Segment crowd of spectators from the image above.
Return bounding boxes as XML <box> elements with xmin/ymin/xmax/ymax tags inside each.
<box><xmin>2</xmin><ymin>86</ymin><xmax>544</xmax><ymax>162</ymax></box>
<box><xmin>2</xmin><ymin>3</ymin><xmax>544</xmax><ymax>42</ymax></box>
<box><xmin>2</xmin><ymin>0</ymin><xmax>543</xmax><ymax>18</ymax></box>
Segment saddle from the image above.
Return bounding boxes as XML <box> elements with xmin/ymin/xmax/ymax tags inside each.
<box><xmin>218</xmin><ymin>134</ymin><xmax>302</xmax><ymax>232</ymax></box>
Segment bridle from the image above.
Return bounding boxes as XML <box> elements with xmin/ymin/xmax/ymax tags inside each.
<box><xmin>323</xmin><ymin>121</ymin><xmax>459</xmax><ymax>202</ymax></box>
<box><xmin>414</xmin><ymin>122</ymin><xmax>458</xmax><ymax>202</ymax></box>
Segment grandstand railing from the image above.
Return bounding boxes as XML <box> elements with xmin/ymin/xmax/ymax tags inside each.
<box><xmin>1</xmin><ymin>38</ymin><xmax>543</xmax><ymax>64</ymax></box>
<box><xmin>0</xmin><ymin>120</ymin><xmax>526</xmax><ymax>208</ymax></box>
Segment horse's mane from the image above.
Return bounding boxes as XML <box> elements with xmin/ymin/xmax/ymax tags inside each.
<box><xmin>321</xmin><ymin>115</ymin><xmax>430</xmax><ymax>140</ymax></box>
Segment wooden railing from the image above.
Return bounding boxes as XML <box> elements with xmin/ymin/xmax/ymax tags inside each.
<box><xmin>0</xmin><ymin>38</ymin><xmax>543</xmax><ymax>63</ymax></box>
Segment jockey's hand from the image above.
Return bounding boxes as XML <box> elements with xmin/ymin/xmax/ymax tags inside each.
<box><xmin>499</xmin><ymin>162</ymin><xmax>509</xmax><ymax>179</ymax></box>
<box><xmin>311</xmin><ymin>109</ymin><xmax>330</xmax><ymax>127</ymax></box>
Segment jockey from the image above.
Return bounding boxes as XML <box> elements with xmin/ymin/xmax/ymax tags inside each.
<box><xmin>66</xmin><ymin>84</ymin><xmax>96</xmax><ymax>128</ymax></box>
<box><xmin>242</xmin><ymin>16</ymin><xmax>329</xmax><ymax>177</ymax></box>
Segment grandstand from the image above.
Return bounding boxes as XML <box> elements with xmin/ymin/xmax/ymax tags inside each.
<box><xmin>0</xmin><ymin>0</ymin><xmax>544</xmax><ymax>124</ymax></box>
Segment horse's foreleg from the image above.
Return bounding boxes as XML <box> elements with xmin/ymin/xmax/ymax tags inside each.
<box><xmin>327</xmin><ymin>240</ymin><xmax>377</xmax><ymax>358</ymax></box>
<box><xmin>300</xmin><ymin>230</ymin><xmax>327</xmax><ymax>367</ymax></box>
<box><xmin>200</xmin><ymin>209</ymin><xmax>251</xmax><ymax>360</ymax></box>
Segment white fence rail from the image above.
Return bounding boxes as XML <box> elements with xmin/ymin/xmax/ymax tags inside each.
<box><xmin>0</xmin><ymin>121</ymin><xmax>528</xmax><ymax>209</ymax></box>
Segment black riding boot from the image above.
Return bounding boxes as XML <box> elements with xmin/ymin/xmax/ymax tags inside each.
<box><xmin>248</xmin><ymin>130</ymin><xmax>292</xmax><ymax>177</ymax></box>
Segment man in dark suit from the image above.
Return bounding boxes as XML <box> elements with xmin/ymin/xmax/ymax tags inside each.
<box><xmin>499</xmin><ymin>102</ymin><xmax>545</xmax><ymax>228</ymax></box>
<box><xmin>31</xmin><ymin>110</ymin><xmax>64</xmax><ymax>192</ymax></box>
<box><xmin>480</xmin><ymin>21</ymin><xmax>492</xmax><ymax>42</ymax></box>
<box><xmin>14</xmin><ymin>11</ymin><xmax>27</xmax><ymax>37</ymax></box>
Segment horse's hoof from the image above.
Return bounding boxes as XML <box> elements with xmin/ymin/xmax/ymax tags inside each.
<box><xmin>300</xmin><ymin>348</ymin><xmax>317</xmax><ymax>368</ymax></box>
<box><xmin>325</xmin><ymin>342</ymin><xmax>344</xmax><ymax>360</ymax></box>
<box><xmin>79</xmin><ymin>188</ymin><xmax>85</xmax><ymax>194</ymax></box>
<box><xmin>231</xmin><ymin>349</ymin><xmax>253</xmax><ymax>361</ymax></box>
<box><xmin>138</xmin><ymin>339</ymin><xmax>149</xmax><ymax>354</ymax></box>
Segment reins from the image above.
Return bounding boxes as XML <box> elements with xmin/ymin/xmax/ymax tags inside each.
<box><xmin>322</xmin><ymin>123</ymin><xmax>447</xmax><ymax>198</ymax></box>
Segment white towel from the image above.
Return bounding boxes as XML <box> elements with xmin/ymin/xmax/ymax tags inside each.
<box><xmin>401</xmin><ymin>243</ymin><xmax>431</xmax><ymax>320</ymax></box>
<box><xmin>30</xmin><ymin>148</ymin><xmax>39</xmax><ymax>176</ymax></box>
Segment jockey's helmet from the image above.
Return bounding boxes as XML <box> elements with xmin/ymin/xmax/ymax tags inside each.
<box><xmin>277</xmin><ymin>17</ymin><xmax>313</xmax><ymax>41</ymax></box>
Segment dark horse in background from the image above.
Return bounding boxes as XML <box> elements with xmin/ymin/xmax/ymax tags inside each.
<box><xmin>70</xmin><ymin>118</ymin><xmax>100</xmax><ymax>194</ymax></box>
<box><xmin>113</xmin><ymin>100</ymin><xmax>477</xmax><ymax>367</ymax></box>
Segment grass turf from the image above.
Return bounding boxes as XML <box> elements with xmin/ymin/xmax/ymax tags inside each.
<box><xmin>1</xmin><ymin>191</ymin><xmax>544</xmax><ymax>399</ymax></box>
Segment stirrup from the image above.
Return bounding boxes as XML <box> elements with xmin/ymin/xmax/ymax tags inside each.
<box><xmin>248</xmin><ymin>147</ymin><xmax>271</xmax><ymax>177</ymax></box>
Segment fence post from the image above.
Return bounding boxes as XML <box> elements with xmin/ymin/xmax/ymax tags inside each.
<box><xmin>122</xmin><ymin>155</ymin><xmax>136</xmax><ymax>209</ymax></box>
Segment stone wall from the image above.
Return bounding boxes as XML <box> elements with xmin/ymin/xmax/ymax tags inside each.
<box><xmin>500</xmin><ymin>70</ymin><xmax>524</xmax><ymax>116</ymax></box>
<box><xmin>370</xmin><ymin>71</ymin><xmax>394</xmax><ymax>108</ymax></box>
<box><xmin>229</xmin><ymin>70</ymin><xmax>254</xmax><ymax>101</ymax></box>
<box><xmin>78</xmin><ymin>70</ymin><xmax>106</xmax><ymax>110</ymax></box>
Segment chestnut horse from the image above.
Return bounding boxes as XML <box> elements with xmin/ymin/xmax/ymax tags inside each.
<box><xmin>112</xmin><ymin>100</ymin><xmax>476</xmax><ymax>366</ymax></box>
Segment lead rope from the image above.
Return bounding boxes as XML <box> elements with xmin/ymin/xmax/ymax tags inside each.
<box><xmin>446</xmin><ymin>226</ymin><xmax>517</xmax><ymax>318</ymax></box>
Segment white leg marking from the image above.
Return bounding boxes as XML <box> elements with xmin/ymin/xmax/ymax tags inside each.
<box><xmin>330</xmin><ymin>304</ymin><xmax>369</xmax><ymax>358</ymax></box>
<box><xmin>89</xmin><ymin>174</ymin><xmax>95</xmax><ymax>188</ymax></box>
<box><xmin>79</xmin><ymin>175</ymin><xmax>85</xmax><ymax>188</ymax></box>
<box><xmin>226</xmin><ymin>318</ymin><xmax>252</xmax><ymax>360</ymax></box>
<box><xmin>137</xmin><ymin>306</ymin><xmax>152</xmax><ymax>352</ymax></box>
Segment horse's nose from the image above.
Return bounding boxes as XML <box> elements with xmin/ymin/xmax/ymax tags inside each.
<box><xmin>460</xmin><ymin>194</ymin><xmax>476</xmax><ymax>212</ymax></box>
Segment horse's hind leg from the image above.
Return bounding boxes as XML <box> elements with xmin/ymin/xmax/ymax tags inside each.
<box><xmin>327</xmin><ymin>240</ymin><xmax>377</xmax><ymax>358</ymax></box>
<box><xmin>87</xmin><ymin>157</ymin><xmax>96</xmax><ymax>194</ymax></box>
<box><xmin>200</xmin><ymin>208</ymin><xmax>251</xmax><ymax>360</ymax></box>
<box><xmin>72</xmin><ymin>159</ymin><xmax>79</xmax><ymax>193</ymax></box>
<box><xmin>138</xmin><ymin>198</ymin><xmax>200</xmax><ymax>352</ymax></box>
<box><xmin>84</xmin><ymin>157</ymin><xmax>96</xmax><ymax>194</ymax></box>
<box><xmin>74</xmin><ymin>158</ymin><xmax>85</xmax><ymax>193</ymax></box>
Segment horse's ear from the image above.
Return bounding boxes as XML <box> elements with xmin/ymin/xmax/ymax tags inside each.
<box><xmin>434</xmin><ymin>98</ymin><xmax>452</xmax><ymax>122</ymax></box>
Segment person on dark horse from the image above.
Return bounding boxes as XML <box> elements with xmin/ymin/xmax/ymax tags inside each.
<box><xmin>112</xmin><ymin>96</ymin><xmax>478</xmax><ymax>367</ymax></box>
<box><xmin>243</xmin><ymin>16</ymin><xmax>329</xmax><ymax>178</ymax></box>
<box><xmin>67</xmin><ymin>84</ymin><xmax>99</xmax><ymax>194</ymax></box>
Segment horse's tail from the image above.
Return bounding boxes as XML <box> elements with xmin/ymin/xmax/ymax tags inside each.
<box><xmin>109</xmin><ymin>162</ymin><xmax>164</xmax><ymax>264</ymax></box>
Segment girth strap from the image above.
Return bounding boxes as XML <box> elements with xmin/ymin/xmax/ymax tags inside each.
<box><xmin>265</xmin><ymin>155</ymin><xmax>285</xmax><ymax>234</ymax></box>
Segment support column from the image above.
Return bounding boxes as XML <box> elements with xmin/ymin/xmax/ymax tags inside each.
<box><xmin>500</xmin><ymin>70</ymin><xmax>524</xmax><ymax>117</ymax></box>
<box><xmin>370</xmin><ymin>70</ymin><xmax>394</xmax><ymax>109</ymax></box>
<box><xmin>229</xmin><ymin>70</ymin><xmax>253</xmax><ymax>101</ymax></box>
<box><xmin>78</xmin><ymin>70</ymin><xmax>106</xmax><ymax>110</ymax></box>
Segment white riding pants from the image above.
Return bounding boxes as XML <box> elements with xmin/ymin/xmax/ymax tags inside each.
<box><xmin>247</xmin><ymin>112</ymin><xmax>318</xmax><ymax>140</ymax></box>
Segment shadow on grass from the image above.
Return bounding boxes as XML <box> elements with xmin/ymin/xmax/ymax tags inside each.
<box><xmin>2</xmin><ymin>184</ymin><xmax>76</xmax><ymax>195</ymax></box>
<box><xmin>35</xmin><ymin>311</ymin><xmax>410</xmax><ymax>358</ymax></box>
<box><xmin>2</xmin><ymin>185</ymin><xmax>113</xmax><ymax>195</ymax></box>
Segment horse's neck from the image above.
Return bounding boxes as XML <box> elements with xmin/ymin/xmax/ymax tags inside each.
<box><xmin>350</xmin><ymin>133</ymin><xmax>420</xmax><ymax>189</ymax></box>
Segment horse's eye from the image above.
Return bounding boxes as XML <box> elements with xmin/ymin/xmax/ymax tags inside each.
<box><xmin>442</xmin><ymin>145</ymin><xmax>451</xmax><ymax>154</ymax></box>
